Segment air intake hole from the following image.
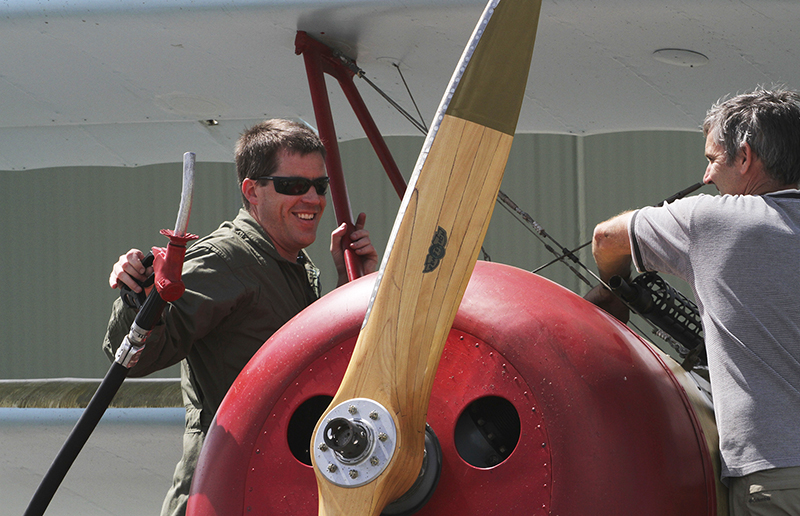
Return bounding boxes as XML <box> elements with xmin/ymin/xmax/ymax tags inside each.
<box><xmin>454</xmin><ymin>396</ymin><xmax>520</xmax><ymax>468</ymax></box>
<box><xmin>287</xmin><ymin>395</ymin><xmax>333</xmax><ymax>466</ymax></box>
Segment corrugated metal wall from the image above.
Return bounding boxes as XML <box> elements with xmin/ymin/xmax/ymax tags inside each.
<box><xmin>0</xmin><ymin>130</ymin><xmax>707</xmax><ymax>379</ymax></box>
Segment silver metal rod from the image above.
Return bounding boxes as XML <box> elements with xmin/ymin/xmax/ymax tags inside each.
<box><xmin>174</xmin><ymin>152</ymin><xmax>195</xmax><ymax>236</ymax></box>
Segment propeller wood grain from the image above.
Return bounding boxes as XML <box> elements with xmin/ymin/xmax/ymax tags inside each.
<box><xmin>312</xmin><ymin>1</ymin><xmax>542</xmax><ymax>514</ymax></box>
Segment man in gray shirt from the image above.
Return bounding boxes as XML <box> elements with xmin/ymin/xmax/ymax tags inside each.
<box><xmin>589</xmin><ymin>88</ymin><xmax>800</xmax><ymax>515</ymax></box>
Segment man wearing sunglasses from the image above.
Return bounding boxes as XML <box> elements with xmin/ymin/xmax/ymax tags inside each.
<box><xmin>102</xmin><ymin>119</ymin><xmax>378</xmax><ymax>516</ymax></box>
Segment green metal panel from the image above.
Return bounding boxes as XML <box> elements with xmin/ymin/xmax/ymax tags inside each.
<box><xmin>583</xmin><ymin>131</ymin><xmax>707</xmax><ymax>227</ymax></box>
<box><xmin>0</xmin><ymin>162</ymin><xmax>240</xmax><ymax>379</ymax></box>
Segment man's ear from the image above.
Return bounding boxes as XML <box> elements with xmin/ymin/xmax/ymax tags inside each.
<box><xmin>738</xmin><ymin>142</ymin><xmax>756</xmax><ymax>176</ymax></box>
<box><xmin>241</xmin><ymin>178</ymin><xmax>260</xmax><ymax>207</ymax></box>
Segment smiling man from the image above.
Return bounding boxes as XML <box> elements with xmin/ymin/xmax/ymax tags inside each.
<box><xmin>588</xmin><ymin>88</ymin><xmax>800</xmax><ymax>515</ymax></box>
<box><xmin>242</xmin><ymin>148</ymin><xmax>329</xmax><ymax>261</ymax></box>
<box><xmin>102</xmin><ymin>119</ymin><xmax>377</xmax><ymax>516</ymax></box>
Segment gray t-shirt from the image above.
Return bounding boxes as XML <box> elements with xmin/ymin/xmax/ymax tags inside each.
<box><xmin>630</xmin><ymin>191</ymin><xmax>800</xmax><ymax>479</ymax></box>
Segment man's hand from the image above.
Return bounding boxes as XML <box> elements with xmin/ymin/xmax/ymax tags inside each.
<box><xmin>109</xmin><ymin>249</ymin><xmax>153</xmax><ymax>293</ymax></box>
<box><xmin>331</xmin><ymin>212</ymin><xmax>379</xmax><ymax>286</ymax></box>
<box><xmin>584</xmin><ymin>284</ymin><xmax>630</xmax><ymax>323</ymax></box>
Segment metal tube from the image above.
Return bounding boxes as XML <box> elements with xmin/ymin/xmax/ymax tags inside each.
<box><xmin>299</xmin><ymin>39</ymin><xmax>363</xmax><ymax>281</ymax></box>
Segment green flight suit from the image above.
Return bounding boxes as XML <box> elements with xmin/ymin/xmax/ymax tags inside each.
<box><xmin>103</xmin><ymin>209</ymin><xmax>320</xmax><ymax>516</ymax></box>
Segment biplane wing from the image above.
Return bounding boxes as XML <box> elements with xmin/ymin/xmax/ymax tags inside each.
<box><xmin>2</xmin><ymin>0</ymin><xmax>799</xmax><ymax>169</ymax></box>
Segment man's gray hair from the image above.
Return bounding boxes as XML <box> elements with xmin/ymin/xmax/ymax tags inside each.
<box><xmin>703</xmin><ymin>86</ymin><xmax>800</xmax><ymax>186</ymax></box>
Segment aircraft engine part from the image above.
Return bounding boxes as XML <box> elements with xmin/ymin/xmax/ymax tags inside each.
<box><xmin>188</xmin><ymin>261</ymin><xmax>720</xmax><ymax>515</ymax></box>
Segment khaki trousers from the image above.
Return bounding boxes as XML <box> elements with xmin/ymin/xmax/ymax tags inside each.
<box><xmin>729</xmin><ymin>466</ymin><xmax>800</xmax><ymax>516</ymax></box>
<box><xmin>160</xmin><ymin>429</ymin><xmax>205</xmax><ymax>516</ymax></box>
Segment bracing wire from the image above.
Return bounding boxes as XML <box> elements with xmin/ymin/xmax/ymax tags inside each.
<box><xmin>350</xmin><ymin>51</ymin><xmax>704</xmax><ymax>295</ymax></box>
<box><xmin>393</xmin><ymin>63</ymin><xmax>428</xmax><ymax>133</ymax></box>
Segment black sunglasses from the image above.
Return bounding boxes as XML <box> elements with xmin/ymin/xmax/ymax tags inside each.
<box><xmin>257</xmin><ymin>176</ymin><xmax>330</xmax><ymax>196</ymax></box>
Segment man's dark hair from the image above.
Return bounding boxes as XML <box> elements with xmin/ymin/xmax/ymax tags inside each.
<box><xmin>235</xmin><ymin>119</ymin><xmax>327</xmax><ymax>209</ymax></box>
<box><xmin>703</xmin><ymin>87</ymin><xmax>800</xmax><ymax>186</ymax></box>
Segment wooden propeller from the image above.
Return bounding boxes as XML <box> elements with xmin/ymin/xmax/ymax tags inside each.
<box><xmin>311</xmin><ymin>1</ymin><xmax>542</xmax><ymax>514</ymax></box>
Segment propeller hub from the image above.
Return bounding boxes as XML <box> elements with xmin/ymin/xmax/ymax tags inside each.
<box><xmin>314</xmin><ymin>398</ymin><xmax>397</xmax><ymax>488</ymax></box>
<box><xmin>323</xmin><ymin>417</ymin><xmax>370</xmax><ymax>461</ymax></box>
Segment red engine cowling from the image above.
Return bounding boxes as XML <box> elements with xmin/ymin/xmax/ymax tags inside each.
<box><xmin>188</xmin><ymin>261</ymin><xmax>722</xmax><ymax>515</ymax></box>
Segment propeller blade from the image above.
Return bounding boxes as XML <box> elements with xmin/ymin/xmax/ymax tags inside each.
<box><xmin>312</xmin><ymin>1</ymin><xmax>542</xmax><ymax>514</ymax></box>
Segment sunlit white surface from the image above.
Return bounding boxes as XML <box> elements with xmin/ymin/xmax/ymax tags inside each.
<box><xmin>1</xmin><ymin>407</ymin><xmax>184</xmax><ymax>516</ymax></box>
